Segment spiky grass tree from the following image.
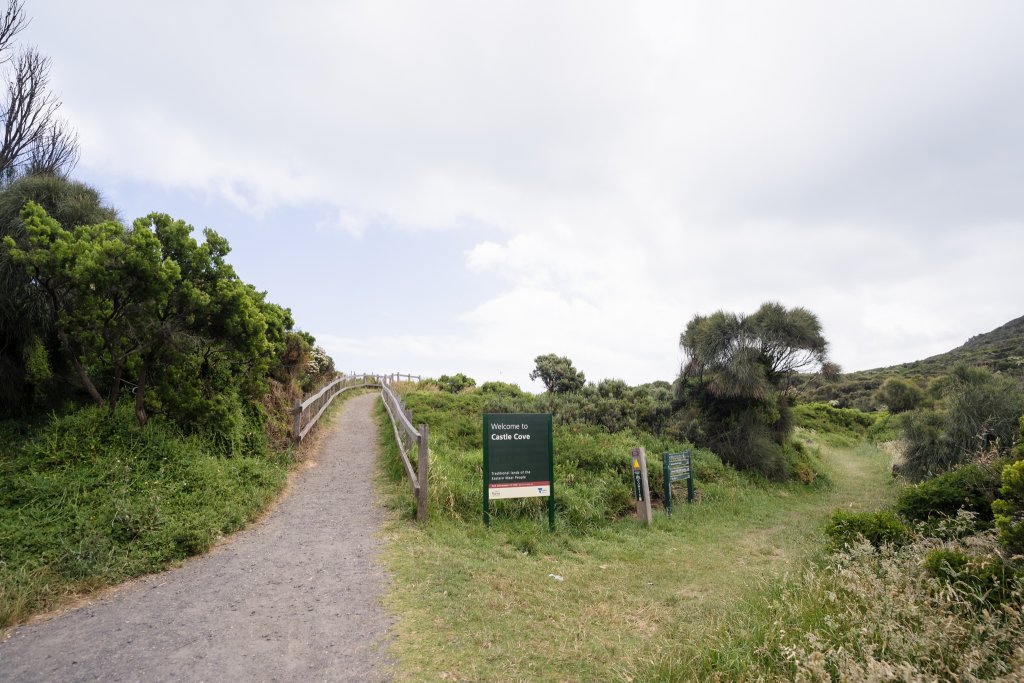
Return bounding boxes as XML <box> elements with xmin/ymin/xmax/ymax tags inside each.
<box><xmin>676</xmin><ymin>302</ymin><xmax>836</xmax><ymax>478</ymax></box>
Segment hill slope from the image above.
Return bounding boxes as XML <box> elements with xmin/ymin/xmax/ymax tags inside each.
<box><xmin>798</xmin><ymin>314</ymin><xmax>1024</xmax><ymax>409</ymax></box>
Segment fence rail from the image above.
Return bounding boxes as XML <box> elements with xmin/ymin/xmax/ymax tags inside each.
<box><xmin>292</xmin><ymin>371</ymin><xmax>428</xmax><ymax>522</ymax></box>
<box><xmin>380</xmin><ymin>378</ymin><xmax>428</xmax><ymax>522</ymax></box>
<box><xmin>292</xmin><ymin>373</ymin><xmax>380</xmax><ymax>443</ymax></box>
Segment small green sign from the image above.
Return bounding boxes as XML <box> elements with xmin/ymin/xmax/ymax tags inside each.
<box><xmin>665</xmin><ymin>452</ymin><xmax>691</xmax><ymax>482</ymax></box>
<box><xmin>483</xmin><ymin>413</ymin><xmax>554</xmax><ymax>530</ymax></box>
<box><xmin>631</xmin><ymin>452</ymin><xmax>645</xmax><ymax>501</ymax></box>
<box><xmin>662</xmin><ymin>450</ymin><xmax>695</xmax><ymax>515</ymax></box>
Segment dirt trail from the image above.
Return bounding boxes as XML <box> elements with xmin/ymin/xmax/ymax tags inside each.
<box><xmin>0</xmin><ymin>392</ymin><xmax>392</xmax><ymax>682</ymax></box>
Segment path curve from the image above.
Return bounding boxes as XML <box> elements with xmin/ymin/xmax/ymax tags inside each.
<box><xmin>0</xmin><ymin>392</ymin><xmax>392</xmax><ymax>682</ymax></box>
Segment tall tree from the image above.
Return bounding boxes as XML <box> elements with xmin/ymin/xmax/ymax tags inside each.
<box><xmin>0</xmin><ymin>175</ymin><xmax>116</xmax><ymax>412</ymax></box>
<box><xmin>530</xmin><ymin>353</ymin><xmax>586</xmax><ymax>394</ymax></box>
<box><xmin>680</xmin><ymin>302</ymin><xmax>835</xmax><ymax>398</ymax></box>
<box><xmin>4</xmin><ymin>204</ymin><xmax>290</xmax><ymax>430</ymax></box>
<box><xmin>0</xmin><ymin>0</ymin><xmax>78</xmax><ymax>182</ymax></box>
<box><xmin>5</xmin><ymin>201</ymin><xmax>174</xmax><ymax>411</ymax></box>
<box><xmin>675</xmin><ymin>302</ymin><xmax>836</xmax><ymax>478</ymax></box>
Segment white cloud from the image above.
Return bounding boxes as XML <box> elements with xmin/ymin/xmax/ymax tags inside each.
<box><xmin>26</xmin><ymin>1</ymin><xmax>1024</xmax><ymax>384</ymax></box>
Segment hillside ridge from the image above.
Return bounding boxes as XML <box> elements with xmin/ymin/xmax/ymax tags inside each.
<box><xmin>798</xmin><ymin>313</ymin><xmax>1024</xmax><ymax>409</ymax></box>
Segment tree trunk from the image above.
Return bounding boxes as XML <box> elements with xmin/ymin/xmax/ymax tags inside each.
<box><xmin>135</xmin><ymin>356</ymin><xmax>148</xmax><ymax>426</ymax></box>
<box><xmin>108</xmin><ymin>357</ymin><xmax>122</xmax><ymax>413</ymax></box>
<box><xmin>57</xmin><ymin>327</ymin><xmax>104</xmax><ymax>407</ymax></box>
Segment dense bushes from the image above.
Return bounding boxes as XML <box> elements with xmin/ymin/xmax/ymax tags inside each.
<box><xmin>452</xmin><ymin>377</ymin><xmax>675</xmax><ymax>438</ymax></box>
<box><xmin>793</xmin><ymin>402</ymin><xmax>876</xmax><ymax>447</ymax></box>
<box><xmin>825</xmin><ymin>510</ymin><xmax>910</xmax><ymax>549</ymax></box>
<box><xmin>896</xmin><ymin>365</ymin><xmax>1024</xmax><ymax>481</ymax></box>
<box><xmin>0</xmin><ymin>175</ymin><xmax>119</xmax><ymax>414</ymax></box>
<box><xmin>755</xmin><ymin>526</ymin><xmax>1022</xmax><ymax>680</ymax></box>
<box><xmin>994</xmin><ymin>458</ymin><xmax>1024</xmax><ymax>555</ymax></box>
<box><xmin>669</xmin><ymin>390</ymin><xmax>798</xmax><ymax>480</ymax></box>
<box><xmin>874</xmin><ymin>376</ymin><xmax>925</xmax><ymax>413</ymax></box>
<box><xmin>437</xmin><ymin>373</ymin><xmax>476</xmax><ymax>393</ymax></box>
<box><xmin>2</xmin><ymin>195</ymin><xmax>332</xmax><ymax>442</ymax></box>
<box><xmin>895</xmin><ymin>460</ymin><xmax>1004</xmax><ymax>524</ymax></box>
<box><xmin>923</xmin><ymin>548</ymin><xmax>1017</xmax><ymax>604</ymax></box>
<box><xmin>547</xmin><ymin>380</ymin><xmax>674</xmax><ymax>435</ymax></box>
<box><xmin>379</xmin><ymin>387</ymin><xmax>729</xmax><ymax>531</ymax></box>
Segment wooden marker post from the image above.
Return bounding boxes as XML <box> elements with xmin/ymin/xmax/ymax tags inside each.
<box><xmin>631</xmin><ymin>447</ymin><xmax>652</xmax><ymax>526</ymax></box>
<box><xmin>416</xmin><ymin>423</ymin><xmax>429</xmax><ymax>522</ymax></box>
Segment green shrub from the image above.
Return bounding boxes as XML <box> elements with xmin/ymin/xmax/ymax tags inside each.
<box><xmin>436</xmin><ymin>373</ymin><xmax>476</xmax><ymax>394</ymax></box>
<box><xmin>824</xmin><ymin>510</ymin><xmax>910</xmax><ymax>550</ymax></box>
<box><xmin>782</xmin><ymin>439</ymin><xmax>829</xmax><ymax>487</ymax></box>
<box><xmin>875</xmin><ymin>377</ymin><xmax>925</xmax><ymax>413</ymax></box>
<box><xmin>478</xmin><ymin>381</ymin><xmax>524</xmax><ymax>397</ymax></box>
<box><xmin>794</xmin><ymin>402</ymin><xmax>878</xmax><ymax>448</ymax></box>
<box><xmin>378</xmin><ymin>389</ymin><xmax>732</xmax><ymax>531</ymax></box>
<box><xmin>895</xmin><ymin>461</ymin><xmax>1003</xmax><ymax>524</ymax></box>
<box><xmin>923</xmin><ymin>549</ymin><xmax>1017</xmax><ymax>604</ymax></box>
<box><xmin>898</xmin><ymin>366</ymin><xmax>1024</xmax><ymax>481</ymax></box>
<box><xmin>866</xmin><ymin>412</ymin><xmax>901</xmax><ymax>443</ymax></box>
<box><xmin>794</xmin><ymin>402</ymin><xmax>876</xmax><ymax>433</ymax></box>
<box><xmin>993</xmin><ymin>458</ymin><xmax>1024</xmax><ymax>556</ymax></box>
<box><xmin>897</xmin><ymin>409</ymin><xmax>952</xmax><ymax>480</ymax></box>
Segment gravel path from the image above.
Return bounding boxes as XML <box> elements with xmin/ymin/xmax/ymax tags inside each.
<box><xmin>0</xmin><ymin>392</ymin><xmax>393</xmax><ymax>682</ymax></box>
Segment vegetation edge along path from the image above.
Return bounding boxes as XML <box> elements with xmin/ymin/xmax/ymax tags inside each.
<box><xmin>378</xmin><ymin>431</ymin><xmax>899</xmax><ymax>681</ymax></box>
<box><xmin>0</xmin><ymin>392</ymin><xmax>392</xmax><ymax>682</ymax></box>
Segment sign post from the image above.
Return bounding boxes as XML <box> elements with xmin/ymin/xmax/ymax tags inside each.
<box><xmin>483</xmin><ymin>413</ymin><xmax>555</xmax><ymax>531</ymax></box>
<box><xmin>631</xmin><ymin>447</ymin><xmax>652</xmax><ymax>526</ymax></box>
<box><xmin>662</xmin><ymin>449</ymin><xmax>695</xmax><ymax>516</ymax></box>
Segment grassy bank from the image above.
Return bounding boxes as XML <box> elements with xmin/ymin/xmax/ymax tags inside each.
<box><xmin>375</xmin><ymin>389</ymin><xmax>899</xmax><ymax>681</ymax></box>
<box><xmin>0</xmin><ymin>394</ymin><xmax>353</xmax><ymax>629</ymax></box>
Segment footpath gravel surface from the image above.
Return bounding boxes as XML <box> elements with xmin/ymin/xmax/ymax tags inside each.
<box><xmin>0</xmin><ymin>392</ymin><xmax>393</xmax><ymax>682</ymax></box>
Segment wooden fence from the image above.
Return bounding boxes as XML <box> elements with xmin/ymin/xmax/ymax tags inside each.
<box><xmin>292</xmin><ymin>371</ymin><xmax>429</xmax><ymax>522</ymax></box>
<box><xmin>380</xmin><ymin>377</ymin><xmax>429</xmax><ymax>522</ymax></box>
<box><xmin>292</xmin><ymin>373</ymin><xmax>381</xmax><ymax>443</ymax></box>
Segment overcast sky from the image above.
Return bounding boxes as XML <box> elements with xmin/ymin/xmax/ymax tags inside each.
<box><xmin>24</xmin><ymin>1</ymin><xmax>1024</xmax><ymax>389</ymax></box>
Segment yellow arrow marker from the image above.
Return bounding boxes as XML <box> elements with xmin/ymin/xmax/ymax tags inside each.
<box><xmin>633</xmin><ymin>458</ymin><xmax>640</xmax><ymax>469</ymax></box>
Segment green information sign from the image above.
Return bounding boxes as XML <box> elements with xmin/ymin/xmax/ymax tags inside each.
<box><xmin>662</xmin><ymin>450</ymin><xmax>695</xmax><ymax>516</ymax></box>
<box><xmin>483</xmin><ymin>413</ymin><xmax>554</xmax><ymax>530</ymax></box>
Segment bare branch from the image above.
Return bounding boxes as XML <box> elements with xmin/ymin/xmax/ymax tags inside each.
<box><xmin>26</xmin><ymin>116</ymin><xmax>78</xmax><ymax>177</ymax></box>
<box><xmin>0</xmin><ymin>1</ymin><xmax>26</xmax><ymax>61</ymax></box>
<box><xmin>0</xmin><ymin>47</ymin><xmax>59</xmax><ymax>177</ymax></box>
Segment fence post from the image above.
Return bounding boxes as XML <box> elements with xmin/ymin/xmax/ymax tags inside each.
<box><xmin>292</xmin><ymin>399</ymin><xmax>302</xmax><ymax>444</ymax></box>
<box><xmin>417</xmin><ymin>423</ymin><xmax>429</xmax><ymax>522</ymax></box>
<box><xmin>631</xmin><ymin>447</ymin><xmax>652</xmax><ymax>526</ymax></box>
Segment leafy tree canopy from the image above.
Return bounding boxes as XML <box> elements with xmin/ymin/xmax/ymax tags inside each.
<box><xmin>437</xmin><ymin>373</ymin><xmax>476</xmax><ymax>394</ymax></box>
<box><xmin>0</xmin><ymin>175</ymin><xmax>118</xmax><ymax>411</ymax></box>
<box><xmin>530</xmin><ymin>353</ymin><xmax>586</xmax><ymax>394</ymax></box>
<box><xmin>3</xmin><ymin>203</ymin><xmax>292</xmax><ymax>433</ymax></box>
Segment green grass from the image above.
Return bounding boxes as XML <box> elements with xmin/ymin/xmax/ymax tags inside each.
<box><xmin>380</xmin><ymin>391</ymin><xmax>748</xmax><ymax>532</ymax></box>
<box><xmin>792</xmin><ymin>402</ymin><xmax>879</xmax><ymax>448</ymax></box>
<box><xmin>638</xmin><ymin>517</ymin><xmax>1023</xmax><ymax>681</ymax></box>
<box><xmin>375</xmin><ymin>390</ymin><xmax>900</xmax><ymax>681</ymax></box>
<box><xmin>0</xmin><ymin>392</ymin><xmax>358</xmax><ymax>629</ymax></box>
